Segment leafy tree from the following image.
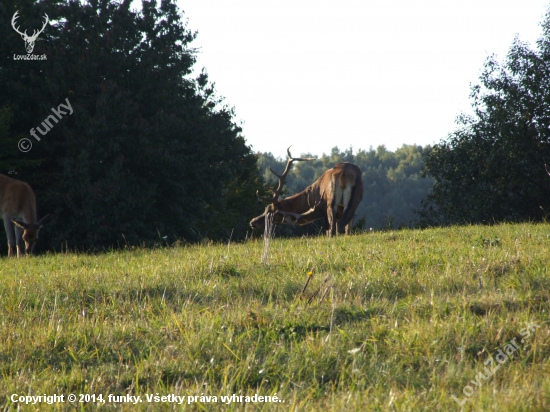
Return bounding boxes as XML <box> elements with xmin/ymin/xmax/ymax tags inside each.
<box><xmin>354</xmin><ymin>145</ymin><xmax>432</xmax><ymax>229</ymax></box>
<box><xmin>420</xmin><ymin>9</ymin><xmax>550</xmax><ymax>225</ymax></box>
<box><xmin>0</xmin><ymin>106</ymin><xmax>41</xmax><ymax>174</ymax></box>
<box><xmin>0</xmin><ymin>0</ymin><xmax>265</xmax><ymax>251</ymax></box>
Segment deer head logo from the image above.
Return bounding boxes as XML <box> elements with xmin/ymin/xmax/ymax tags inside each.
<box><xmin>11</xmin><ymin>11</ymin><xmax>49</xmax><ymax>54</ymax></box>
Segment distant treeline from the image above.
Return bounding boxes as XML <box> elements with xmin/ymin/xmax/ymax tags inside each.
<box><xmin>256</xmin><ymin>145</ymin><xmax>433</xmax><ymax>231</ymax></box>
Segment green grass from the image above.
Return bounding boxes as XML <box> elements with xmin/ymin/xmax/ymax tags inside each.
<box><xmin>1</xmin><ymin>223</ymin><xmax>549</xmax><ymax>411</ymax></box>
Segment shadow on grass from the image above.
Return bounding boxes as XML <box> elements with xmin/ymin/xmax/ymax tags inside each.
<box><xmin>469</xmin><ymin>293</ymin><xmax>550</xmax><ymax>316</ymax></box>
<box><xmin>237</xmin><ymin>305</ymin><xmax>384</xmax><ymax>343</ymax></box>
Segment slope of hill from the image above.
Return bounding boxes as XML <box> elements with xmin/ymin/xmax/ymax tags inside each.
<box><xmin>1</xmin><ymin>223</ymin><xmax>549</xmax><ymax>410</ymax></box>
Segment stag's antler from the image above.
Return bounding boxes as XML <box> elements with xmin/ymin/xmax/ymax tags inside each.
<box><xmin>12</xmin><ymin>11</ymin><xmax>49</xmax><ymax>40</ymax></box>
<box><xmin>11</xmin><ymin>11</ymin><xmax>26</xmax><ymax>38</ymax></box>
<box><xmin>257</xmin><ymin>146</ymin><xmax>316</xmax><ymax>204</ymax></box>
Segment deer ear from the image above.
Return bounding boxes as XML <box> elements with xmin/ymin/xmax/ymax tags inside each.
<box><xmin>11</xmin><ymin>220</ymin><xmax>28</xmax><ymax>229</ymax></box>
<box><xmin>37</xmin><ymin>214</ymin><xmax>50</xmax><ymax>226</ymax></box>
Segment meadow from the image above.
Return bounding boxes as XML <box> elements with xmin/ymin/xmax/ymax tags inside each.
<box><xmin>0</xmin><ymin>223</ymin><xmax>549</xmax><ymax>411</ymax></box>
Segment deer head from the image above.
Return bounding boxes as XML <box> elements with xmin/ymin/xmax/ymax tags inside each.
<box><xmin>11</xmin><ymin>214</ymin><xmax>49</xmax><ymax>255</ymax></box>
<box><xmin>12</xmin><ymin>11</ymin><xmax>49</xmax><ymax>54</ymax></box>
<box><xmin>251</xmin><ymin>147</ymin><xmax>316</xmax><ymax>228</ymax></box>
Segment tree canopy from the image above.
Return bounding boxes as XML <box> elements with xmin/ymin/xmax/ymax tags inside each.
<box><xmin>0</xmin><ymin>0</ymin><xmax>265</xmax><ymax>252</ymax></box>
<box><xmin>419</xmin><ymin>8</ymin><xmax>550</xmax><ymax>225</ymax></box>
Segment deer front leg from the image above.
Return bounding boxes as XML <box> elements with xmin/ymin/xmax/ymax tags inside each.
<box><xmin>15</xmin><ymin>224</ymin><xmax>25</xmax><ymax>257</ymax></box>
<box><xmin>3</xmin><ymin>218</ymin><xmax>16</xmax><ymax>257</ymax></box>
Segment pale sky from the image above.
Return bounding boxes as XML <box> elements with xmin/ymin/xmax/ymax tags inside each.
<box><xmin>178</xmin><ymin>0</ymin><xmax>548</xmax><ymax>159</ymax></box>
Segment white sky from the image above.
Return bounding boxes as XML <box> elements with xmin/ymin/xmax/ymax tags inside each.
<box><xmin>178</xmin><ymin>0</ymin><xmax>548</xmax><ymax>159</ymax></box>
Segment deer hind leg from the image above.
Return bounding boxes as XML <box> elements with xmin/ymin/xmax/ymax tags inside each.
<box><xmin>328</xmin><ymin>185</ymin><xmax>345</xmax><ymax>237</ymax></box>
<box><xmin>326</xmin><ymin>202</ymin><xmax>336</xmax><ymax>237</ymax></box>
<box><xmin>15</xmin><ymin>225</ymin><xmax>25</xmax><ymax>257</ymax></box>
<box><xmin>337</xmin><ymin>185</ymin><xmax>353</xmax><ymax>234</ymax></box>
<box><xmin>3</xmin><ymin>218</ymin><xmax>16</xmax><ymax>257</ymax></box>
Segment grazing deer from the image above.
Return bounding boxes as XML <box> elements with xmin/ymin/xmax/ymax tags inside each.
<box><xmin>0</xmin><ymin>174</ymin><xmax>49</xmax><ymax>256</ymax></box>
<box><xmin>250</xmin><ymin>147</ymin><xmax>363</xmax><ymax>237</ymax></box>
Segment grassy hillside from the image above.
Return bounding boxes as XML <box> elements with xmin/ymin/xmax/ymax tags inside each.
<box><xmin>1</xmin><ymin>223</ymin><xmax>549</xmax><ymax>411</ymax></box>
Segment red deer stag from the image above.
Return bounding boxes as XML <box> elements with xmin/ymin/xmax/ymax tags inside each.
<box><xmin>250</xmin><ymin>147</ymin><xmax>363</xmax><ymax>237</ymax></box>
<box><xmin>0</xmin><ymin>174</ymin><xmax>49</xmax><ymax>256</ymax></box>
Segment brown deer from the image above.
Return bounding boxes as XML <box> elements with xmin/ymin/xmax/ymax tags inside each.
<box><xmin>0</xmin><ymin>174</ymin><xmax>49</xmax><ymax>256</ymax></box>
<box><xmin>250</xmin><ymin>147</ymin><xmax>363</xmax><ymax>236</ymax></box>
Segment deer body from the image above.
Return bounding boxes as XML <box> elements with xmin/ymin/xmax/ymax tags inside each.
<box><xmin>250</xmin><ymin>148</ymin><xmax>363</xmax><ymax>237</ymax></box>
<box><xmin>312</xmin><ymin>163</ymin><xmax>363</xmax><ymax>235</ymax></box>
<box><xmin>0</xmin><ymin>174</ymin><xmax>48</xmax><ymax>256</ymax></box>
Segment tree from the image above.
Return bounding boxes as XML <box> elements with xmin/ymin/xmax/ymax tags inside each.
<box><xmin>0</xmin><ymin>0</ymin><xmax>265</xmax><ymax>251</ymax></box>
<box><xmin>419</xmin><ymin>9</ymin><xmax>550</xmax><ymax>226</ymax></box>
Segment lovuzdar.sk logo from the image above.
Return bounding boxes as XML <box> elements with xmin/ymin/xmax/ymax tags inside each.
<box><xmin>12</xmin><ymin>10</ymin><xmax>49</xmax><ymax>61</ymax></box>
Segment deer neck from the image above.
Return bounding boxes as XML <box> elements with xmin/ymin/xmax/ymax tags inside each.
<box><xmin>280</xmin><ymin>190</ymin><xmax>310</xmax><ymax>214</ymax></box>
